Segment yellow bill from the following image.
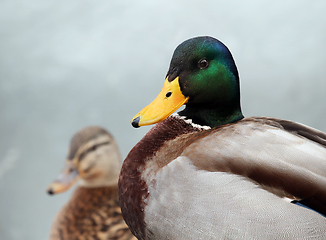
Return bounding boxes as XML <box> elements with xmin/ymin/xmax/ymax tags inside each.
<box><xmin>131</xmin><ymin>76</ymin><xmax>189</xmax><ymax>128</ymax></box>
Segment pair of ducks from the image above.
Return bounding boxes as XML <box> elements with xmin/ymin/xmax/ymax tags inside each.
<box><xmin>48</xmin><ymin>36</ymin><xmax>326</xmax><ymax>239</ymax></box>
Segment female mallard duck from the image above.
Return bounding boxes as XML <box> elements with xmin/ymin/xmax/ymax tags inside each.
<box><xmin>119</xmin><ymin>36</ymin><xmax>326</xmax><ymax>239</ymax></box>
<box><xmin>47</xmin><ymin>126</ymin><xmax>137</xmax><ymax>240</ymax></box>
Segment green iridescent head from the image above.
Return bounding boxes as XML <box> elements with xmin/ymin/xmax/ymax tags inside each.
<box><xmin>167</xmin><ymin>36</ymin><xmax>240</xmax><ymax>105</ymax></box>
<box><xmin>131</xmin><ymin>36</ymin><xmax>244</xmax><ymax>128</ymax></box>
<box><xmin>168</xmin><ymin>36</ymin><xmax>243</xmax><ymax>127</ymax></box>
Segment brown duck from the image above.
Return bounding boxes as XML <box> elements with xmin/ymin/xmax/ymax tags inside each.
<box><xmin>47</xmin><ymin>126</ymin><xmax>137</xmax><ymax>240</ymax></box>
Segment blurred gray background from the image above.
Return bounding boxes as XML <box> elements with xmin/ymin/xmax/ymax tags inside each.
<box><xmin>1</xmin><ymin>0</ymin><xmax>325</xmax><ymax>239</ymax></box>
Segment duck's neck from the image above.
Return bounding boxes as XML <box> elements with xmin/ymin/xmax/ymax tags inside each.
<box><xmin>66</xmin><ymin>186</ymin><xmax>119</xmax><ymax>218</ymax></box>
<box><xmin>179</xmin><ymin>103</ymin><xmax>244</xmax><ymax>128</ymax></box>
<box><xmin>78</xmin><ymin>174</ymin><xmax>119</xmax><ymax>188</ymax></box>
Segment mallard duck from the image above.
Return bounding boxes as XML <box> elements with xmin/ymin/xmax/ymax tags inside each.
<box><xmin>47</xmin><ymin>126</ymin><xmax>137</xmax><ymax>240</ymax></box>
<box><xmin>119</xmin><ymin>36</ymin><xmax>326</xmax><ymax>239</ymax></box>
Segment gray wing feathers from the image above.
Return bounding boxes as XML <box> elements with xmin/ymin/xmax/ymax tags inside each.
<box><xmin>183</xmin><ymin>119</ymin><xmax>326</xmax><ymax>202</ymax></box>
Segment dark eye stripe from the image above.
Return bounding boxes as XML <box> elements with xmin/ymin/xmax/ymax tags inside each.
<box><xmin>78</xmin><ymin>141</ymin><xmax>110</xmax><ymax>162</ymax></box>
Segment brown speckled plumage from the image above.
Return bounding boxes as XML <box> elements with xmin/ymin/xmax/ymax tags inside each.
<box><xmin>48</xmin><ymin>126</ymin><xmax>137</xmax><ymax>240</ymax></box>
<box><xmin>50</xmin><ymin>185</ymin><xmax>137</xmax><ymax>240</ymax></box>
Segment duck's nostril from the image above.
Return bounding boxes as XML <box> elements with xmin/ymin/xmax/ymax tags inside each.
<box><xmin>165</xmin><ymin>92</ymin><xmax>172</xmax><ymax>98</ymax></box>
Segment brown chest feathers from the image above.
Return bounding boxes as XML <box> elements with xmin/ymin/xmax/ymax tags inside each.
<box><xmin>50</xmin><ymin>186</ymin><xmax>137</xmax><ymax>240</ymax></box>
<box><xmin>118</xmin><ymin>116</ymin><xmax>205</xmax><ymax>239</ymax></box>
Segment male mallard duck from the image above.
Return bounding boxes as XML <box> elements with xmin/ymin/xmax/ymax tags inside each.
<box><xmin>119</xmin><ymin>36</ymin><xmax>326</xmax><ymax>239</ymax></box>
<box><xmin>47</xmin><ymin>126</ymin><xmax>137</xmax><ymax>240</ymax></box>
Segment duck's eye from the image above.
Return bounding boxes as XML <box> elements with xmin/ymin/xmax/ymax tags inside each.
<box><xmin>165</xmin><ymin>92</ymin><xmax>172</xmax><ymax>98</ymax></box>
<box><xmin>198</xmin><ymin>58</ymin><xmax>209</xmax><ymax>69</ymax></box>
<box><xmin>91</xmin><ymin>145</ymin><xmax>97</xmax><ymax>151</ymax></box>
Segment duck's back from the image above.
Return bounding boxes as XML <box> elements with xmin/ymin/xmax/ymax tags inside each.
<box><xmin>50</xmin><ymin>185</ymin><xmax>136</xmax><ymax>240</ymax></box>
